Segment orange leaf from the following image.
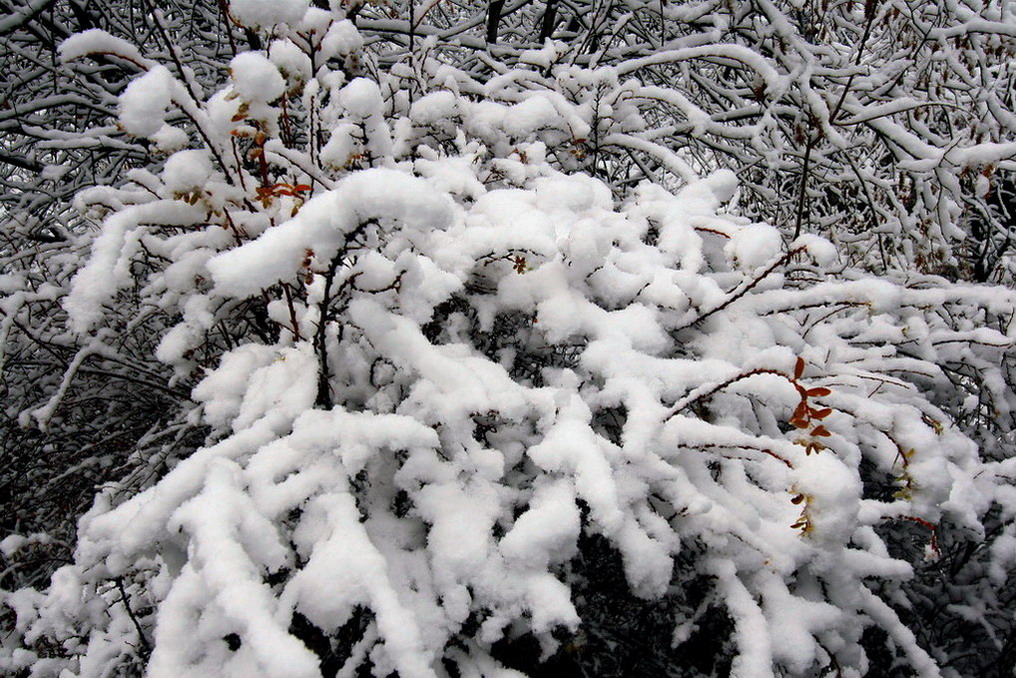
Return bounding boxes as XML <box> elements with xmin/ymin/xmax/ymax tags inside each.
<box><xmin>811</xmin><ymin>408</ymin><xmax>832</xmax><ymax>419</ymax></box>
<box><xmin>794</xmin><ymin>357</ymin><xmax>805</xmax><ymax>380</ymax></box>
<box><xmin>294</xmin><ymin>184</ymin><xmax>312</xmax><ymax>193</ymax></box>
<box><xmin>791</xmin><ymin>418</ymin><xmax>810</xmax><ymax>429</ymax></box>
<box><xmin>806</xmin><ymin>387</ymin><xmax>831</xmax><ymax>397</ymax></box>
<box><xmin>811</xmin><ymin>425</ymin><xmax>831</xmax><ymax>437</ymax></box>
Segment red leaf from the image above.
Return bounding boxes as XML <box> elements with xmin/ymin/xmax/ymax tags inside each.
<box><xmin>811</xmin><ymin>408</ymin><xmax>832</xmax><ymax>419</ymax></box>
<box><xmin>811</xmin><ymin>425</ymin><xmax>831</xmax><ymax>437</ymax></box>
<box><xmin>806</xmin><ymin>387</ymin><xmax>831</xmax><ymax>397</ymax></box>
<box><xmin>794</xmin><ymin>357</ymin><xmax>805</xmax><ymax>380</ymax></box>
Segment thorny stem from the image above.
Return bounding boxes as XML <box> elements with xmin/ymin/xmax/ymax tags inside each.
<box><xmin>674</xmin><ymin>246</ymin><xmax>807</xmax><ymax>332</ymax></box>
<box><xmin>792</xmin><ymin>128</ymin><xmax>817</xmax><ymax>240</ymax></box>
<box><xmin>686</xmin><ymin>442</ymin><xmax>794</xmax><ymax>469</ymax></box>
<box><xmin>315</xmin><ymin>255</ymin><xmax>342</xmax><ymax>409</ymax></box>
<box><xmin>283</xmin><ymin>283</ymin><xmax>302</xmax><ymax>341</ymax></box>
<box><xmin>216</xmin><ymin>0</ymin><xmax>238</xmax><ymax>57</ymax></box>
<box><xmin>314</xmin><ymin>220</ymin><xmax>375</xmax><ymax>408</ymax></box>
<box><xmin>115</xmin><ymin>576</ymin><xmax>151</xmax><ymax>654</ymax></box>
<box><xmin>667</xmin><ymin>367</ymin><xmax>794</xmax><ymax>419</ymax></box>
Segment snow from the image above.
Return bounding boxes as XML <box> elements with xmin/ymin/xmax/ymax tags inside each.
<box><xmin>150</xmin><ymin>125</ymin><xmax>190</xmax><ymax>152</ymax></box>
<box><xmin>0</xmin><ymin>537</ymin><xmax>27</xmax><ymax>562</ymax></box>
<box><xmin>791</xmin><ymin>452</ymin><xmax>863</xmax><ymax>546</ymax></box>
<box><xmin>229</xmin><ymin>0</ymin><xmax>309</xmax><ymax>28</ymax></box>
<box><xmin>519</xmin><ymin>41</ymin><xmax>561</xmax><ymax>70</ymax></box>
<box><xmin>59</xmin><ymin>28</ymin><xmax>149</xmax><ymax>66</ymax></box>
<box><xmin>269</xmin><ymin>39</ymin><xmax>311</xmax><ymax>88</ymax></box>
<box><xmin>37</xmin><ymin>147</ymin><xmax>1016</xmax><ymax>677</ymax></box>
<box><xmin>118</xmin><ymin>65</ymin><xmax>176</xmax><ymax>137</ymax></box>
<box><xmin>320</xmin><ymin>122</ymin><xmax>361</xmax><ymax>169</ymax></box>
<box><xmin>339</xmin><ymin>78</ymin><xmax>385</xmax><ymax>118</ymax></box>
<box><xmin>503</xmin><ymin>97</ymin><xmax>562</xmax><ymax>139</ymax></box>
<box><xmin>161</xmin><ymin>150</ymin><xmax>214</xmax><ymax>194</ymax></box>
<box><xmin>793</xmin><ymin>233</ymin><xmax>838</xmax><ymax>266</ymax></box>
<box><xmin>230</xmin><ymin>52</ymin><xmax>286</xmax><ymax>102</ymax></box>
<box><xmin>725</xmin><ymin>224</ymin><xmax>783</xmax><ymax>272</ymax></box>
<box><xmin>17</xmin><ymin>14</ymin><xmax>1016</xmax><ymax>676</ymax></box>
<box><xmin>409</xmin><ymin>91</ymin><xmax>458</xmax><ymax>126</ymax></box>
<box><xmin>65</xmin><ymin>201</ymin><xmax>206</xmax><ymax>333</ymax></box>
<box><xmin>286</xmin><ymin>493</ymin><xmax>436</xmax><ymax>678</ymax></box>
<box><xmin>208</xmin><ymin>169</ymin><xmax>455</xmax><ymax>297</ymax></box>
<box><xmin>498</xmin><ymin>480</ymin><xmax>580</xmax><ymax>569</ymax></box>
<box><xmin>318</xmin><ymin>19</ymin><xmax>364</xmax><ymax>60</ymax></box>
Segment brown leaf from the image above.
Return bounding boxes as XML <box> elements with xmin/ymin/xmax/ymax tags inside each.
<box><xmin>794</xmin><ymin>357</ymin><xmax>805</xmax><ymax>380</ymax></box>
<box><xmin>811</xmin><ymin>425</ymin><xmax>831</xmax><ymax>437</ymax></box>
<box><xmin>811</xmin><ymin>408</ymin><xmax>832</xmax><ymax>420</ymax></box>
<box><xmin>806</xmin><ymin>387</ymin><xmax>831</xmax><ymax>397</ymax></box>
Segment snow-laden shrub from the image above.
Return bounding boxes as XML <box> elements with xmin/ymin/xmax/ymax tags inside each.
<box><xmin>4</xmin><ymin>6</ymin><xmax>1016</xmax><ymax>678</ymax></box>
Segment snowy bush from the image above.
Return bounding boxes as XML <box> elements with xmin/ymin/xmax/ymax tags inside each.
<box><xmin>2</xmin><ymin>2</ymin><xmax>1016</xmax><ymax>677</ymax></box>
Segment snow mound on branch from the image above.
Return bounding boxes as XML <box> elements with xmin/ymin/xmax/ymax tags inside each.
<box><xmin>59</xmin><ymin>29</ymin><xmax>148</xmax><ymax>66</ymax></box>
<box><xmin>726</xmin><ymin>224</ymin><xmax>783</xmax><ymax>271</ymax></box>
<box><xmin>161</xmin><ymin>150</ymin><xmax>214</xmax><ymax>194</ymax></box>
<box><xmin>207</xmin><ymin>169</ymin><xmax>456</xmax><ymax>297</ymax></box>
<box><xmin>340</xmin><ymin>77</ymin><xmax>385</xmax><ymax>118</ymax></box>
<box><xmin>229</xmin><ymin>0</ymin><xmax>309</xmax><ymax>28</ymax></box>
<box><xmin>64</xmin><ymin>201</ymin><xmax>206</xmax><ymax>333</ymax></box>
<box><xmin>230</xmin><ymin>52</ymin><xmax>286</xmax><ymax>102</ymax></box>
<box><xmin>118</xmin><ymin>65</ymin><xmax>175</xmax><ymax>137</ymax></box>
<box><xmin>25</xmin><ymin>55</ymin><xmax>1016</xmax><ymax>674</ymax></box>
<box><xmin>793</xmin><ymin>233</ymin><xmax>838</xmax><ymax>266</ymax></box>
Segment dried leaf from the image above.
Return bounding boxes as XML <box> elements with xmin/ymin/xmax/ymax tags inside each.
<box><xmin>794</xmin><ymin>357</ymin><xmax>805</xmax><ymax>380</ymax></box>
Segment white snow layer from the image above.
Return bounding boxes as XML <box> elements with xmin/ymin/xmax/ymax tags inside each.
<box><xmin>48</xmin><ymin>144</ymin><xmax>1002</xmax><ymax>678</ymax></box>
<box><xmin>229</xmin><ymin>0</ymin><xmax>309</xmax><ymax>28</ymax></box>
